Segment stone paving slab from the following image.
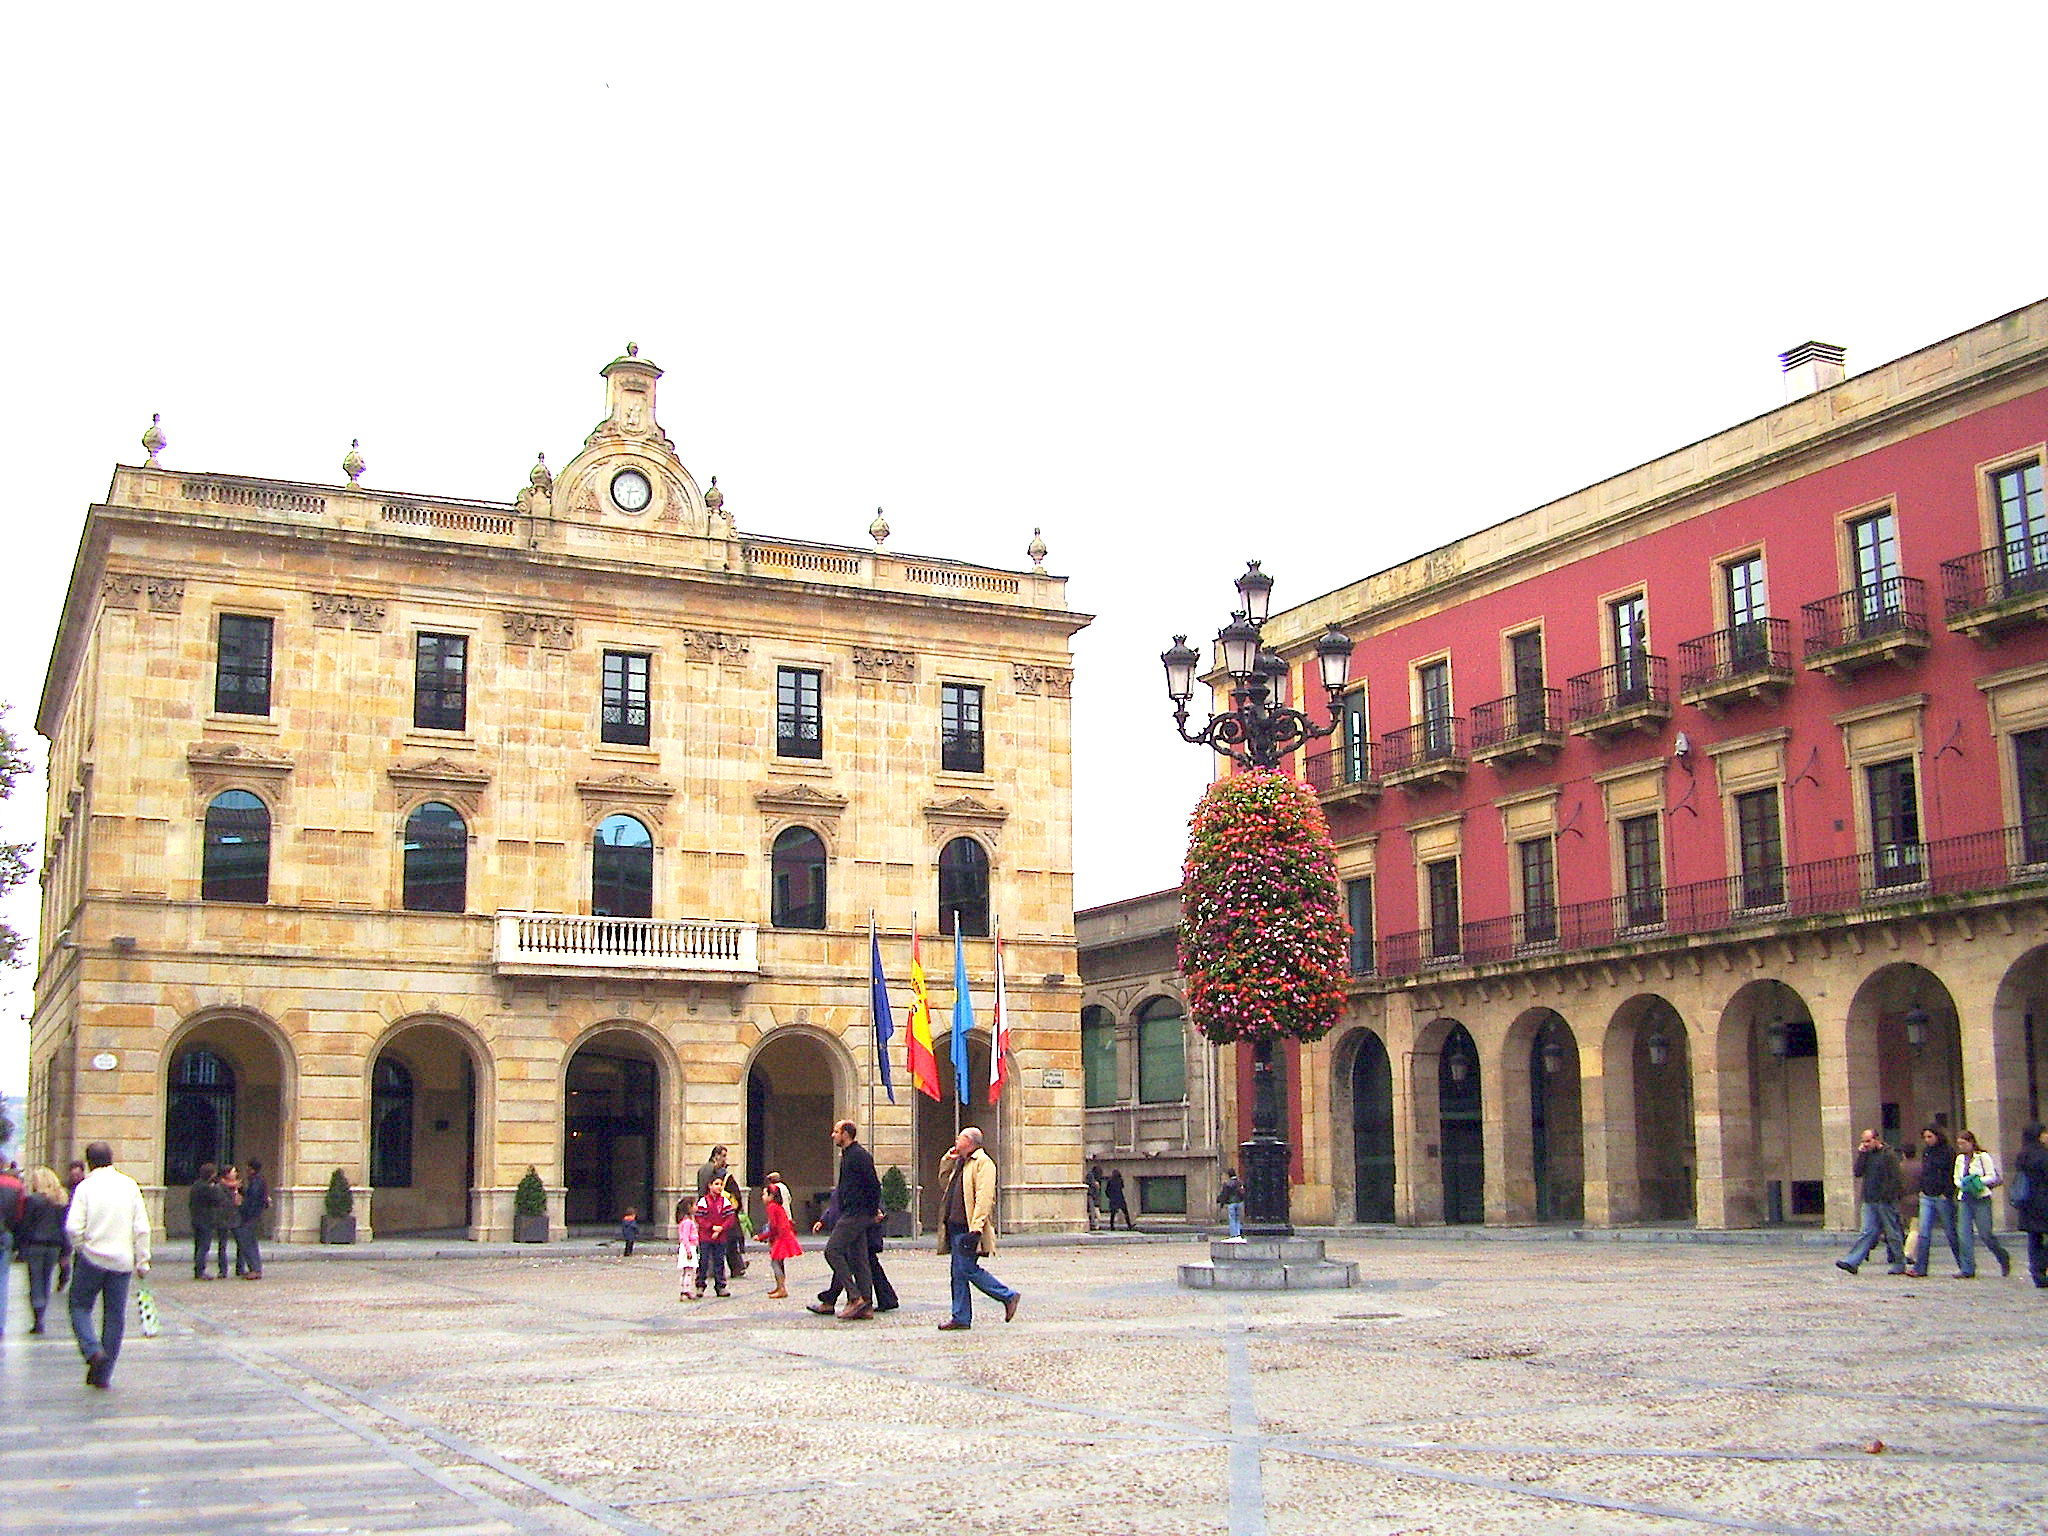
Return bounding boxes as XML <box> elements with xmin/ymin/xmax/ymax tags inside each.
<box><xmin>4</xmin><ymin>1237</ymin><xmax>2046</xmax><ymax>1535</ymax></box>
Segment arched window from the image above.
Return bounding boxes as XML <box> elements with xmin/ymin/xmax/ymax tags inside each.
<box><xmin>770</xmin><ymin>826</ymin><xmax>827</xmax><ymax>929</ymax></box>
<box><xmin>937</xmin><ymin>837</ymin><xmax>990</xmax><ymax>937</ymax></box>
<box><xmin>1081</xmin><ymin>1005</ymin><xmax>1117</xmax><ymax>1108</ymax></box>
<box><xmin>164</xmin><ymin>1047</ymin><xmax>236</xmax><ymax>1185</ymax></box>
<box><xmin>402</xmin><ymin>801</ymin><xmax>468</xmax><ymax>913</ymax></box>
<box><xmin>202</xmin><ymin>790</ymin><xmax>271</xmax><ymax>903</ymax></box>
<box><xmin>592</xmin><ymin>814</ymin><xmax>654</xmax><ymax>917</ymax></box>
<box><xmin>370</xmin><ymin>1055</ymin><xmax>414</xmax><ymax>1188</ymax></box>
<box><xmin>1137</xmin><ymin>995</ymin><xmax>1188</xmax><ymax>1104</ymax></box>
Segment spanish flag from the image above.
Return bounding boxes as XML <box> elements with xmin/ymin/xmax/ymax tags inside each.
<box><xmin>906</xmin><ymin>928</ymin><xmax>943</xmax><ymax>1101</ymax></box>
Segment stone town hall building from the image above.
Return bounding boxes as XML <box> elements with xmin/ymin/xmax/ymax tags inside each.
<box><xmin>26</xmin><ymin>346</ymin><xmax>1089</xmax><ymax>1241</ymax></box>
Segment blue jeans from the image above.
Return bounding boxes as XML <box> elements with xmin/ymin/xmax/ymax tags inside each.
<box><xmin>947</xmin><ymin>1226</ymin><xmax>1017</xmax><ymax>1326</ymax></box>
<box><xmin>1912</xmin><ymin>1195</ymin><xmax>1961</xmax><ymax>1273</ymax></box>
<box><xmin>69</xmin><ymin>1256</ymin><xmax>133</xmax><ymax>1372</ymax></box>
<box><xmin>1226</xmin><ymin>1202</ymin><xmax>1245</xmax><ymax>1239</ymax></box>
<box><xmin>1958</xmin><ymin>1195</ymin><xmax>2010</xmax><ymax>1277</ymax></box>
<box><xmin>1842</xmin><ymin>1200</ymin><xmax>1904</xmax><ymax>1270</ymax></box>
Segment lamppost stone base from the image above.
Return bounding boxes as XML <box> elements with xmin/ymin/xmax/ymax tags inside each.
<box><xmin>1178</xmin><ymin>1235</ymin><xmax>1361</xmax><ymax>1290</ymax></box>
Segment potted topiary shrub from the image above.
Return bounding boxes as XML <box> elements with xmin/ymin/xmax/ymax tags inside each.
<box><xmin>513</xmin><ymin>1166</ymin><xmax>550</xmax><ymax>1243</ymax></box>
<box><xmin>880</xmin><ymin>1164</ymin><xmax>913</xmax><ymax>1238</ymax></box>
<box><xmin>321</xmin><ymin>1169</ymin><xmax>356</xmax><ymax>1244</ymax></box>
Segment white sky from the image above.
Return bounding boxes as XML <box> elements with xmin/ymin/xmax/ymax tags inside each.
<box><xmin>4</xmin><ymin>4</ymin><xmax>2046</xmax><ymax>1095</ymax></box>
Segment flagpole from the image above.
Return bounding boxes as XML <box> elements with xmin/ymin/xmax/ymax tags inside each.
<box><xmin>992</xmin><ymin>916</ymin><xmax>1003</xmax><ymax>1214</ymax></box>
<box><xmin>866</xmin><ymin>908</ymin><xmax>876</xmax><ymax>1143</ymax></box>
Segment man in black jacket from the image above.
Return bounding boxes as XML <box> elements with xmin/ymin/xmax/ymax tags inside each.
<box><xmin>811</xmin><ymin>1121</ymin><xmax>881</xmax><ymax>1320</ymax></box>
<box><xmin>235</xmin><ymin>1160</ymin><xmax>270</xmax><ymax>1280</ymax></box>
<box><xmin>810</xmin><ymin>1189</ymin><xmax>899</xmax><ymax>1312</ymax></box>
<box><xmin>1904</xmin><ymin>1127</ymin><xmax>1963</xmax><ymax>1279</ymax></box>
<box><xmin>1835</xmin><ymin>1127</ymin><xmax>1906</xmax><ymax>1275</ymax></box>
<box><xmin>188</xmin><ymin>1165</ymin><xmax>229</xmax><ymax>1280</ymax></box>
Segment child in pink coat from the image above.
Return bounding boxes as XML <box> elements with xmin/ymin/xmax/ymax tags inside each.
<box><xmin>676</xmin><ymin>1194</ymin><xmax>700</xmax><ymax>1299</ymax></box>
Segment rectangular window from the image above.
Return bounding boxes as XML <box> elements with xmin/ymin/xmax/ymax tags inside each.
<box><xmin>1082</xmin><ymin>1010</ymin><xmax>1117</xmax><ymax>1108</ymax></box>
<box><xmin>601</xmin><ymin>651</ymin><xmax>651</xmax><ymax>746</ymax></box>
<box><xmin>1620</xmin><ymin>814</ymin><xmax>1663</xmax><ymax>927</ymax></box>
<box><xmin>1519</xmin><ymin>836</ymin><xmax>1557</xmax><ymax>943</ymax></box>
<box><xmin>214</xmin><ymin>615</ymin><xmax>274</xmax><ymax>716</ymax></box>
<box><xmin>1723</xmin><ymin>554</ymin><xmax>1770</xmax><ymax>669</ymax></box>
<box><xmin>1735</xmin><ymin>787</ymin><xmax>1784</xmax><ymax>908</ymax></box>
<box><xmin>941</xmin><ymin>683</ymin><xmax>985</xmax><ymax>773</ymax></box>
<box><xmin>2017</xmin><ymin>727</ymin><xmax>2048</xmax><ymax>864</ymax></box>
<box><xmin>1418</xmin><ymin>660</ymin><xmax>1452</xmax><ymax>757</ymax></box>
<box><xmin>1340</xmin><ymin>690</ymin><xmax>1369</xmax><ymax>783</ymax></box>
<box><xmin>1993</xmin><ymin>460</ymin><xmax>2047</xmax><ymax>587</ymax></box>
<box><xmin>1138</xmin><ymin>1175</ymin><xmax>1188</xmax><ymax>1216</ymax></box>
<box><xmin>1510</xmin><ymin>629</ymin><xmax>1545</xmax><ymax>733</ymax></box>
<box><xmin>1345</xmin><ymin>877</ymin><xmax>1374</xmax><ymax>975</ymax></box>
<box><xmin>1866</xmin><ymin>758</ymin><xmax>1922</xmax><ymax>887</ymax></box>
<box><xmin>1426</xmin><ymin>858</ymin><xmax>1461</xmax><ymax>959</ymax></box>
<box><xmin>413</xmin><ymin>633</ymin><xmax>468</xmax><ymax>732</ymax></box>
<box><xmin>1610</xmin><ymin>593</ymin><xmax>1647</xmax><ymax>700</ymax></box>
<box><xmin>776</xmin><ymin>667</ymin><xmax>822</xmax><ymax>759</ymax></box>
<box><xmin>1849</xmin><ymin>509</ymin><xmax>1902</xmax><ymax>630</ymax></box>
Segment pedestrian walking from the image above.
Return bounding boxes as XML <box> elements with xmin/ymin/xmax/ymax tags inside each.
<box><xmin>935</xmin><ymin>1127</ymin><xmax>1019</xmax><ymax>1331</ymax></box>
<box><xmin>1218</xmin><ymin>1168</ymin><xmax>1247</xmax><ymax>1240</ymax></box>
<box><xmin>810</xmin><ymin>1120</ymin><xmax>881</xmax><ymax>1321</ymax></box>
<box><xmin>235</xmin><ymin>1160</ymin><xmax>269</xmax><ymax>1279</ymax></box>
<box><xmin>675</xmin><ymin>1193</ymin><xmax>701</xmax><ymax>1299</ymax></box>
<box><xmin>64</xmin><ymin>1141</ymin><xmax>152</xmax><ymax>1389</ymax></box>
<box><xmin>810</xmin><ymin>1189</ymin><xmax>899</xmax><ymax>1313</ymax></box>
<box><xmin>619</xmin><ymin>1208</ymin><xmax>640</xmax><ymax>1258</ymax></box>
<box><xmin>1835</xmin><ymin>1127</ymin><xmax>1906</xmax><ymax>1275</ymax></box>
<box><xmin>693</xmin><ymin>1181</ymin><xmax>736</xmax><ymax>1297</ymax></box>
<box><xmin>58</xmin><ymin>1159</ymin><xmax>87</xmax><ymax>1293</ymax></box>
<box><xmin>1086</xmin><ymin>1164</ymin><xmax>1104</xmax><ymax>1231</ymax></box>
<box><xmin>1104</xmin><ymin>1167</ymin><xmax>1134</xmax><ymax>1231</ymax></box>
<box><xmin>2011</xmin><ymin>1122</ymin><xmax>2048</xmax><ymax>1289</ymax></box>
<box><xmin>759</xmin><ymin>1183</ymin><xmax>802</xmax><ymax>1298</ymax></box>
<box><xmin>0</xmin><ymin>1161</ymin><xmax>25</xmax><ymax>1335</ymax></box>
<box><xmin>16</xmin><ymin>1167</ymin><xmax>74</xmax><ymax>1334</ymax></box>
<box><xmin>1953</xmin><ymin>1129</ymin><xmax>2012</xmax><ymax>1279</ymax></box>
<box><xmin>1903</xmin><ymin>1127</ymin><xmax>1963</xmax><ymax>1278</ymax></box>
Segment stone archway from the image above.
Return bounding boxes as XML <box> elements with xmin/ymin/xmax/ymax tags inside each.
<box><xmin>1844</xmin><ymin>963</ymin><xmax>1964</xmax><ymax>1146</ymax></box>
<box><xmin>1330</xmin><ymin>1028</ymin><xmax>1396</xmax><ymax>1224</ymax></box>
<box><xmin>1989</xmin><ymin>943</ymin><xmax>2048</xmax><ymax>1152</ymax></box>
<box><xmin>1516</xmin><ymin>1010</ymin><xmax>1583</xmax><ymax>1224</ymax></box>
<box><xmin>746</xmin><ymin>1028</ymin><xmax>850</xmax><ymax>1231</ymax></box>
<box><xmin>367</xmin><ymin>1018</ymin><xmax>490</xmax><ymax>1238</ymax></box>
<box><xmin>1599</xmin><ymin>995</ymin><xmax>1696</xmax><ymax>1225</ymax></box>
<box><xmin>563</xmin><ymin>1027</ymin><xmax>667</xmax><ymax>1228</ymax></box>
<box><xmin>1713</xmin><ymin>980</ymin><xmax>1823</xmax><ymax>1228</ymax></box>
<box><xmin>1438</xmin><ymin>1023</ymin><xmax>1484</xmax><ymax>1225</ymax></box>
<box><xmin>162</xmin><ymin>1013</ymin><xmax>294</xmax><ymax>1240</ymax></box>
<box><xmin>915</xmin><ymin>1033</ymin><xmax>993</xmax><ymax>1228</ymax></box>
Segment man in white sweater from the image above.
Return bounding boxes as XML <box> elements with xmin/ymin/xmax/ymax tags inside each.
<box><xmin>64</xmin><ymin>1141</ymin><xmax>152</xmax><ymax>1389</ymax></box>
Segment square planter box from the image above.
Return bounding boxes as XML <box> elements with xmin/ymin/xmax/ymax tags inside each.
<box><xmin>881</xmin><ymin>1209</ymin><xmax>914</xmax><ymax>1239</ymax></box>
<box><xmin>319</xmin><ymin>1215</ymin><xmax>356</xmax><ymax>1245</ymax></box>
<box><xmin>514</xmin><ymin>1214</ymin><xmax>550</xmax><ymax>1243</ymax></box>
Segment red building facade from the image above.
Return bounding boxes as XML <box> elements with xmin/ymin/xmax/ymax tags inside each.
<box><xmin>1247</xmin><ymin>300</ymin><xmax>2048</xmax><ymax>1230</ymax></box>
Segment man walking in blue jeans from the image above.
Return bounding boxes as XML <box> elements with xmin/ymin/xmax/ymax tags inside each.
<box><xmin>64</xmin><ymin>1141</ymin><xmax>153</xmax><ymax>1388</ymax></box>
<box><xmin>1835</xmin><ymin>1127</ymin><xmax>1906</xmax><ymax>1276</ymax></box>
<box><xmin>935</xmin><ymin>1127</ymin><xmax>1019</xmax><ymax>1331</ymax></box>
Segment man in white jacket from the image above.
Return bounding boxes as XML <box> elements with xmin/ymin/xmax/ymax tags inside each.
<box><xmin>64</xmin><ymin>1141</ymin><xmax>152</xmax><ymax>1389</ymax></box>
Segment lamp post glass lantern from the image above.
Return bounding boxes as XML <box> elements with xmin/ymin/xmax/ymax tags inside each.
<box><xmin>1165</xmin><ymin>562</ymin><xmax>1354</xmax><ymax>1234</ymax></box>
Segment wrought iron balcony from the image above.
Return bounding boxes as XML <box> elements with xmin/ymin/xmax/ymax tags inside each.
<box><xmin>1801</xmin><ymin>576</ymin><xmax>1929</xmax><ymax>676</ymax></box>
<box><xmin>1379</xmin><ymin>717</ymin><xmax>1468</xmax><ymax>789</ymax></box>
<box><xmin>1677</xmin><ymin>618</ymin><xmax>1792</xmax><ymax>713</ymax></box>
<box><xmin>1302</xmin><ymin>741</ymin><xmax>1378</xmax><ymax>801</ymax></box>
<box><xmin>1941</xmin><ymin>535</ymin><xmax>2048</xmax><ymax>640</ymax></box>
<box><xmin>1566</xmin><ymin>654</ymin><xmax>1671</xmax><ymax>741</ymax></box>
<box><xmin>494</xmin><ymin>912</ymin><xmax>759</xmax><ymax>977</ymax></box>
<box><xmin>1469</xmin><ymin>688</ymin><xmax>1564</xmax><ymax>765</ymax></box>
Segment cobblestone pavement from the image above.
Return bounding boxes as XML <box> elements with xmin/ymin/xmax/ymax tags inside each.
<box><xmin>4</xmin><ymin>1234</ymin><xmax>2045</xmax><ymax>1536</ymax></box>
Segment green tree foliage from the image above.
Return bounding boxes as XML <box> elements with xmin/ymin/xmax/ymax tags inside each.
<box><xmin>324</xmin><ymin>1168</ymin><xmax>355</xmax><ymax>1217</ymax></box>
<box><xmin>514</xmin><ymin>1165</ymin><xmax>549</xmax><ymax>1217</ymax></box>
<box><xmin>879</xmin><ymin>1164</ymin><xmax>911</xmax><ymax>1212</ymax></box>
<box><xmin>1178</xmin><ymin>768</ymin><xmax>1350</xmax><ymax>1046</ymax></box>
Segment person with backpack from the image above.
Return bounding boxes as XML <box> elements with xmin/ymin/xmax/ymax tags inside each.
<box><xmin>2011</xmin><ymin>1122</ymin><xmax>2048</xmax><ymax>1289</ymax></box>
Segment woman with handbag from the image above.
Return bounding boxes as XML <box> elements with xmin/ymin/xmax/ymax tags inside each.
<box><xmin>2013</xmin><ymin>1122</ymin><xmax>2048</xmax><ymax>1289</ymax></box>
<box><xmin>1953</xmin><ymin>1129</ymin><xmax>2012</xmax><ymax>1279</ymax></box>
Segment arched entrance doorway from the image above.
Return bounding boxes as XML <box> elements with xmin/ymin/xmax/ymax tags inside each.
<box><xmin>1529</xmin><ymin>1012</ymin><xmax>1584</xmax><ymax>1223</ymax></box>
<box><xmin>746</xmin><ymin>1030</ymin><xmax>845</xmax><ymax>1231</ymax></box>
<box><xmin>1989</xmin><ymin>945</ymin><xmax>2048</xmax><ymax>1142</ymax></box>
<box><xmin>368</xmin><ymin>1019</ymin><xmax>486</xmax><ymax>1237</ymax></box>
<box><xmin>1846</xmin><ymin>963</ymin><xmax>1963</xmax><ymax>1146</ymax></box>
<box><xmin>564</xmin><ymin>1029</ymin><xmax>663</xmax><ymax>1227</ymax></box>
<box><xmin>1719</xmin><ymin>980</ymin><xmax>1823</xmax><ymax>1226</ymax></box>
<box><xmin>916</xmin><ymin>1033</ymin><xmax>993</xmax><ymax>1228</ymax></box>
<box><xmin>1609</xmin><ymin>995</ymin><xmax>1696</xmax><ymax>1223</ymax></box>
<box><xmin>1439</xmin><ymin>1023</ymin><xmax>1484</xmax><ymax>1224</ymax></box>
<box><xmin>163</xmin><ymin>1015</ymin><xmax>291</xmax><ymax>1239</ymax></box>
<box><xmin>1336</xmin><ymin>1030</ymin><xmax>1396</xmax><ymax>1223</ymax></box>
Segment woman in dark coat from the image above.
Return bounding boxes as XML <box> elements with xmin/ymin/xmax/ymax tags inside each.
<box><xmin>16</xmin><ymin>1166</ymin><xmax>74</xmax><ymax>1333</ymax></box>
<box><xmin>2013</xmin><ymin>1122</ymin><xmax>2048</xmax><ymax>1290</ymax></box>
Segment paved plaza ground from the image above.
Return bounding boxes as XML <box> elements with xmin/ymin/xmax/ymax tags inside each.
<box><xmin>3</xmin><ymin>1229</ymin><xmax>2045</xmax><ymax>1536</ymax></box>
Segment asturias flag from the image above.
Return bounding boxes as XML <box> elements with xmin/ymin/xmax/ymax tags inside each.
<box><xmin>869</xmin><ymin>916</ymin><xmax>895</xmax><ymax>1104</ymax></box>
<box><xmin>990</xmin><ymin>923</ymin><xmax>1010</xmax><ymax>1104</ymax></box>
<box><xmin>951</xmin><ymin>911</ymin><xmax>974</xmax><ymax>1105</ymax></box>
<box><xmin>906</xmin><ymin>928</ymin><xmax>942</xmax><ymax>1101</ymax></box>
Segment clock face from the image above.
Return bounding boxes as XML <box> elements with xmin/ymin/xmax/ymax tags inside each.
<box><xmin>610</xmin><ymin>469</ymin><xmax>653</xmax><ymax>512</ymax></box>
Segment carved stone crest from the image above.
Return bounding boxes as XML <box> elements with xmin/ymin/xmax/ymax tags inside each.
<box><xmin>102</xmin><ymin>574</ymin><xmax>186</xmax><ymax>613</ymax></box>
<box><xmin>853</xmin><ymin>648</ymin><xmax>917</xmax><ymax>684</ymax></box>
<box><xmin>188</xmin><ymin>740</ymin><xmax>294</xmax><ymax>800</ymax></box>
<box><xmin>678</xmin><ymin>630</ymin><xmax>750</xmax><ymax>662</ymax></box>
<box><xmin>1012</xmin><ymin>663</ymin><xmax>1074</xmax><ymax>698</ymax></box>
<box><xmin>311</xmin><ymin>592</ymin><xmax>389</xmax><ymax>631</ymax></box>
<box><xmin>387</xmin><ymin>757</ymin><xmax>492</xmax><ymax>811</ymax></box>
<box><xmin>504</xmin><ymin>612</ymin><xmax>576</xmax><ymax>650</ymax></box>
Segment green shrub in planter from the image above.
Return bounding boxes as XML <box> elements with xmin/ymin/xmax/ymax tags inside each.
<box><xmin>513</xmin><ymin>1165</ymin><xmax>550</xmax><ymax>1243</ymax></box>
<box><xmin>880</xmin><ymin>1164</ymin><xmax>914</xmax><ymax>1237</ymax></box>
<box><xmin>320</xmin><ymin>1169</ymin><xmax>356</xmax><ymax>1244</ymax></box>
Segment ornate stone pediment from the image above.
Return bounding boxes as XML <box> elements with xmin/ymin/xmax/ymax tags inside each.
<box><xmin>188</xmin><ymin>741</ymin><xmax>293</xmax><ymax>799</ymax></box>
<box><xmin>576</xmin><ymin>771</ymin><xmax>676</xmax><ymax>826</ymax></box>
<box><xmin>503</xmin><ymin>611</ymin><xmax>576</xmax><ymax>650</ymax></box>
<box><xmin>923</xmin><ymin>793</ymin><xmax>1008</xmax><ymax>848</ymax></box>
<box><xmin>755</xmin><ymin>781</ymin><xmax>849</xmax><ymax>832</ymax></box>
<box><xmin>311</xmin><ymin>592</ymin><xmax>389</xmax><ymax>631</ymax></box>
<box><xmin>387</xmin><ymin>758</ymin><xmax>492</xmax><ymax>814</ymax></box>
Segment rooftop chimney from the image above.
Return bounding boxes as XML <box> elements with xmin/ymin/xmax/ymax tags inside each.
<box><xmin>1779</xmin><ymin>340</ymin><xmax>1846</xmax><ymax>399</ymax></box>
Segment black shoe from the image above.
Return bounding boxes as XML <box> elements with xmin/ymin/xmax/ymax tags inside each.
<box><xmin>85</xmin><ymin>1352</ymin><xmax>110</xmax><ymax>1389</ymax></box>
<box><xmin>1835</xmin><ymin>1260</ymin><xmax>1859</xmax><ymax>1275</ymax></box>
<box><xmin>876</xmin><ymin>1301</ymin><xmax>900</xmax><ymax>1312</ymax></box>
<box><xmin>938</xmin><ymin>1320</ymin><xmax>971</xmax><ymax>1330</ymax></box>
<box><xmin>29</xmin><ymin>1318</ymin><xmax>44</xmax><ymax>1335</ymax></box>
<box><xmin>1004</xmin><ymin>1293</ymin><xmax>1020</xmax><ymax>1322</ymax></box>
<box><xmin>1999</xmin><ymin>1254</ymin><xmax>2013</xmax><ymax>1278</ymax></box>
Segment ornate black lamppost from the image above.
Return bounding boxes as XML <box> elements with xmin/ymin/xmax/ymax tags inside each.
<box><xmin>1163</xmin><ymin>561</ymin><xmax>1354</xmax><ymax>1234</ymax></box>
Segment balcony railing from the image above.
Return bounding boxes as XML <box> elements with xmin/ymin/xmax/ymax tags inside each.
<box><xmin>1469</xmin><ymin>688</ymin><xmax>1562</xmax><ymax>751</ymax></box>
<box><xmin>1372</xmin><ymin>823</ymin><xmax>2048</xmax><ymax>978</ymax></box>
<box><xmin>1942</xmin><ymin>535</ymin><xmax>2048</xmax><ymax>626</ymax></box>
<box><xmin>494</xmin><ymin>913</ymin><xmax>759</xmax><ymax>974</ymax></box>
<box><xmin>1801</xmin><ymin>576</ymin><xmax>1928</xmax><ymax>658</ymax></box>
<box><xmin>1566</xmin><ymin>654</ymin><xmax>1670</xmax><ymax>728</ymax></box>
<box><xmin>1303</xmin><ymin>740</ymin><xmax>1376</xmax><ymax>793</ymax></box>
<box><xmin>1677</xmin><ymin>618</ymin><xmax>1790</xmax><ymax>693</ymax></box>
<box><xmin>1381</xmin><ymin>717</ymin><xmax>1468</xmax><ymax>777</ymax></box>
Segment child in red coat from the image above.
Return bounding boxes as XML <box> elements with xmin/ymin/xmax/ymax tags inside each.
<box><xmin>759</xmin><ymin>1183</ymin><xmax>804</xmax><ymax>1298</ymax></box>
<box><xmin>693</xmin><ymin>1183</ymin><xmax>736</xmax><ymax>1297</ymax></box>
